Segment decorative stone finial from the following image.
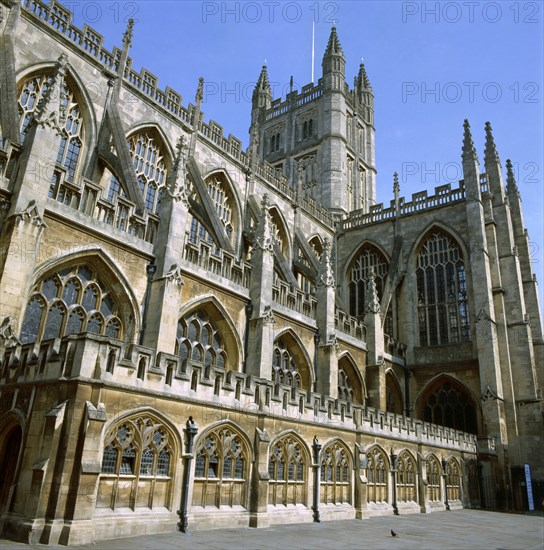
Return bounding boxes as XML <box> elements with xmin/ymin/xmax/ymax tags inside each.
<box><xmin>324</xmin><ymin>26</ymin><xmax>344</xmax><ymax>56</ymax></box>
<box><xmin>462</xmin><ymin>119</ymin><xmax>479</xmax><ymax>164</ymax></box>
<box><xmin>505</xmin><ymin>159</ymin><xmax>519</xmax><ymax>196</ymax></box>
<box><xmin>33</xmin><ymin>54</ymin><xmax>69</xmax><ymax>132</ymax></box>
<box><xmin>484</xmin><ymin>121</ymin><xmax>500</xmax><ymax>166</ymax></box>
<box><xmin>393</xmin><ymin>172</ymin><xmax>400</xmax><ymax>199</ymax></box>
<box><xmin>122</xmin><ymin>18</ymin><xmax>135</xmax><ymax>46</ymax></box>
<box><xmin>358</xmin><ymin>62</ymin><xmax>372</xmax><ymax>90</ymax></box>
<box><xmin>163</xmin><ymin>135</ymin><xmax>189</xmax><ymax>204</ymax></box>
<box><xmin>195</xmin><ymin>76</ymin><xmax>204</xmax><ymax>104</ymax></box>
<box><xmin>365</xmin><ymin>268</ymin><xmax>381</xmax><ymax>314</ymax></box>
<box><xmin>254</xmin><ymin>194</ymin><xmax>275</xmax><ymax>252</ymax></box>
<box><xmin>317</xmin><ymin>238</ymin><xmax>335</xmax><ymax>288</ymax></box>
<box><xmin>253</xmin><ymin>65</ymin><xmax>271</xmax><ymax>101</ymax></box>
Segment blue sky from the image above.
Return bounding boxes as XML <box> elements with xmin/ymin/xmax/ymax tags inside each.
<box><xmin>70</xmin><ymin>0</ymin><xmax>543</xmax><ymax>302</ymax></box>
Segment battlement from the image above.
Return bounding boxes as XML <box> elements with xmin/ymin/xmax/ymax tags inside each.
<box><xmin>0</xmin><ymin>333</ymin><xmax>477</xmax><ymax>452</ymax></box>
<box><xmin>20</xmin><ymin>0</ymin><xmax>334</xmax><ymax>228</ymax></box>
<box><xmin>340</xmin><ymin>175</ymin><xmax>488</xmax><ymax>231</ymax></box>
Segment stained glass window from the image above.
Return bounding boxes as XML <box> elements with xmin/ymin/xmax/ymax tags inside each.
<box><xmin>417</xmin><ymin>231</ymin><xmax>470</xmax><ymax>346</ymax></box>
<box><xmin>19</xmin><ymin>264</ymin><xmax>122</xmax><ymax>343</ymax></box>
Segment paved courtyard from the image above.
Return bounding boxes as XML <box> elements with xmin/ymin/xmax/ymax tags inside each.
<box><xmin>1</xmin><ymin>510</ymin><xmax>543</xmax><ymax>550</ymax></box>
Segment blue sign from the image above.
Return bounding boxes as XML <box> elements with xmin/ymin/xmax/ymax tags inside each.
<box><xmin>524</xmin><ymin>464</ymin><xmax>534</xmax><ymax>511</ymax></box>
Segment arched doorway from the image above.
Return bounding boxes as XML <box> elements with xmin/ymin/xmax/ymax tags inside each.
<box><xmin>0</xmin><ymin>424</ymin><xmax>23</xmax><ymax>511</ymax></box>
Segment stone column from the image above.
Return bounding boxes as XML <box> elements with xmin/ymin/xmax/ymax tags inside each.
<box><xmin>353</xmin><ymin>442</ymin><xmax>369</xmax><ymax>519</ymax></box>
<box><xmin>142</xmin><ymin>137</ymin><xmax>190</xmax><ymax>354</ymax></box>
<box><xmin>417</xmin><ymin>449</ymin><xmax>429</xmax><ymax>513</ymax></box>
<box><xmin>462</xmin><ymin>120</ymin><xmax>508</xmax><ymax>490</ymax></box>
<box><xmin>315</xmin><ymin>238</ymin><xmax>338</xmax><ymax>398</ymax></box>
<box><xmin>364</xmin><ymin>269</ymin><xmax>386</xmax><ymax>410</ymax></box>
<box><xmin>56</xmin><ymin>401</ymin><xmax>107</xmax><ymax>545</ymax></box>
<box><xmin>15</xmin><ymin>401</ymin><xmax>68</xmax><ymax>544</ymax></box>
<box><xmin>249</xmin><ymin>427</ymin><xmax>270</xmax><ymax>528</ymax></box>
<box><xmin>0</xmin><ymin>55</ymin><xmax>68</xmax><ymax>328</ymax></box>
<box><xmin>247</xmin><ymin>195</ymin><xmax>275</xmax><ymax>379</ymax></box>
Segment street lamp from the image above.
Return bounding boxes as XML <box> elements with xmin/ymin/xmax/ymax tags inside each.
<box><xmin>312</xmin><ymin>436</ymin><xmax>322</xmax><ymax>523</ymax></box>
<box><xmin>442</xmin><ymin>457</ymin><xmax>450</xmax><ymax>511</ymax></box>
<box><xmin>178</xmin><ymin>416</ymin><xmax>198</xmax><ymax>533</ymax></box>
<box><xmin>390</xmin><ymin>449</ymin><xmax>399</xmax><ymax>515</ymax></box>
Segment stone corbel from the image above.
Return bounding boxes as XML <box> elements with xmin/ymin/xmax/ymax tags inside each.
<box><xmin>163</xmin><ymin>263</ymin><xmax>185</xmax><ymax>287</ymax></box>
<box><xmin>481</xmin><ymin>385</ymin><xmax>503</xmax><ymax>402</ymax></box>
<box><xmin>261</xmin><ymin>306</ymin><xmax>275</xmax><ymax>325</ymax></box>
<box><xmin>13</xmin><ymin>199</ymin><xmax>47</xmax><ymax>228</ymax></box>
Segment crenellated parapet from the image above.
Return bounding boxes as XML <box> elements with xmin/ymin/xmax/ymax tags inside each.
<box><xmin>0</xmin><ymin>333</ymin><xmax>477</xmax><ymax>454</ymax></box>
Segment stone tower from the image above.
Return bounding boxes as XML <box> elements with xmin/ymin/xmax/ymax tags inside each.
<box><xmin>249</xmin><ymin>27</ymin><xmax>377</xmax><ymax>218</ymax></box>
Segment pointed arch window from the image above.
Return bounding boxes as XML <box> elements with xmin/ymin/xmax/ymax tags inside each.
<box><xmin>270</xmin><ymin>132</ymin><xmax>281</xmax><ymax>153</ymax></box>
<box><xmin>272</xmin><ymin>335</ymin><xmax>309</xmax><ymax>388</ymax></box>
<box><xmin>397</xmin><ymin>451</ymin><xmax>417</xmax><ymax>502</ymax></box>
<box><xmin>19</xmin><ymin>265</ymin><xmax>123</xmax><ymax>344</ymax></box>
<box><xmin>206</xmin><ymin>175</ymin><xmax>234</xmax><ymax>240</ymax></box>
<box><xmin>422</xmin><ymin>380</ymin><xmax>477</xmax><ymax>434</ymax></box>
<box><xmin>338</xmin><ymin>367</ymin><xmax>354</xmax><ymax>402</ymax></box>
<box><xmin>416</xmin><ymin>230</ymin><xmax>470</xmax><ymax>346</ymax></box>
<box><xmin>176</xmin><ymin>310</ymin><xmax>227</xmax><ymax>370</ymax></box>
<box><xmin>446</xmin><ymin>459</ymin><xmax>461</xmax><ymax>501</ymax></box>
<box><xmin>17</xmin><ymin>73</ymin><xmax>84</xmax><ymax>183</ymax></box>
<box><xmin>385</xmin><ymin>372</ymin><xmax>403</xmax><ymax>414</ymax></box>
<box><xmin>268</xmin><ymin>435</ymin><xmax>307</xmax><ymax>506</ymax></box>
<box><xmin>192</xmin><ymin>426</ymin><xmax>248</xmax><ymax>508</ymax></box>
<box><xmin>348</xmin><ymin>244</ymin><xmax>393</xmax><ymax>335</ymax></box>
<box><xmin>320</xmin><ymin>441</ymin><xmax>351</xmax><ymax>504</ymax></box>
<box><xmin>427</xmin><ymin>455</ymin><xmax>441</xmax><ymax>502</ymax></box>
<box><xmin>126</xmin><ymin>132</ymin><xmax>167</xmax><ymax>213</ymax></box>
<box><xmin>367</xmin><ymin>447</ymin><xmax>388</xmax><ymax>503</ymax></box>
<box><xmin>98</xmin><ymin>415</ymin><xmax>175</xmax><ymax>510</ymax></box>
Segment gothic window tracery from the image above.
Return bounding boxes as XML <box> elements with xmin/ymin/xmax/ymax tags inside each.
<box><xmin>268</xmin><ymin>435</ymin><xmax>307</xmax><ymax>506</ymax></box>
<box><xmin>192</xmin><ymin>426</ymin><xmax>248</xmax><ymax>508</ymax></box>
<box><xmin>348</xmin><ymin>244</ymin><xmax>393</xmax><ymax>334</ymax></box>
<box><xmin>187</xmin><ymin>174</ymin><xmax>235</xmax><ymax>247</ymax></box>
<box><xmin>446</xmin><ymin>459</ymin><xmax>461</xmax><ymax>501</ymax></box>
<box><xmin>416</xmin><ymin>230</ymin><xmax>470</xmax><ymax>346</ymax></box>
<box><xmin>20</xmin><ymin>264</ymin><xmax>122</xmax><ymax>344</ymax></box>
<box><xmin>367</xmin><ymin>447</ymin><xmax>388</xmax><ymax>503</ymax></box>
<box><xmin>397</xmin><ymin>451</ymin><xmax>417</xmax><ymax>502</ymax></box>
<box><xmin>98</xmin><ymin>414</ymin><xmax>174</xmax><ymax>510</ymax></box>
<box><xmin>427</xmin><ymin>455</ymin><xmax>441</xmax><ymax>502</ymax></box>
<box><xmin>301</xmin><ymin>118</ymin><xmax>314</xmax><ymax>140</ymax></box>
<box><xmin>320</xmin><ymin>441</ymin><xmax>351</xmax><ymax>504</ymax></box>
<box><xmin>422</xmin><ymin>380</ymin><xmax>477</xmax><ymax>434</ymax></box>
<box><xmin>17</xmin><ymin>74</ymin><xmax>84</xmax><ymax>184</ymax></box>
<box><xmin>270</xmin><ymin>132</ymin><xmax>281</xmax><ymax>153</ymax></box>
<box><xmin>176</xmin><ymin>310</ymin><xmax>227</xmax><ymax>370</ymax></box>
<box><xmin>385</xmin><ymin>372</ymin><xmax>403</xmax><ymax>414</ymax></box>
<box><xmin>272</xmin><ymin>340</ymin><xmax>301</xmax><ymax>388</ymax></box>
<box><xmin>126</xmin><ymin>132</ymin><xmax>167</xmax><ymax>213</ymax></box>
<box><xmin>297</xmin><ymin>154</ymin><xmax>318</xmax><ymax>199</ymax></box>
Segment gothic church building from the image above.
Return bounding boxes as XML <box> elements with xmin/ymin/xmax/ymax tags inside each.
<box><xmin>0</xmin><ymin>0</ymin><xmax>542</xmax><ymax>545</ymax></box>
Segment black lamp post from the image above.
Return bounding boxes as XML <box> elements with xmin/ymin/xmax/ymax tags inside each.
<box><xmin>313</xmin><ymin>332</ymin><xmax>320</xmax><ymax>392</ymax></box>
<box><xmin>390</xmin><ymin>449</ymin><xmax>399</xmax><ymax>515</ymax></box>
<box><xmin>311</xmin><ymin>436</ymin><xmax>322</xmax><ymax>523</ymax></box>
<box><xmin>442</xmin><ymin>457</ymin><xmax>451</xmax><ymax>511</ymax></box>
<box><xmin>178</xmin><ymin>416</ymin><xmax>198</xmax><ymax>533</ymax></box>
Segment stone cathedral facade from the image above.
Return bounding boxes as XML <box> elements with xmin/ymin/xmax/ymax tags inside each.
<box><xmin>0</xmin><ymin>0</ymin><xmax>542</xmax><ymax>546</ymax></box>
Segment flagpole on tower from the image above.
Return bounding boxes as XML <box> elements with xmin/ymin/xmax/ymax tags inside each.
<box><xmin>311</xmin><ymin>19</ymin><xmax>315</xmax><ymax>84</ymax></box>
